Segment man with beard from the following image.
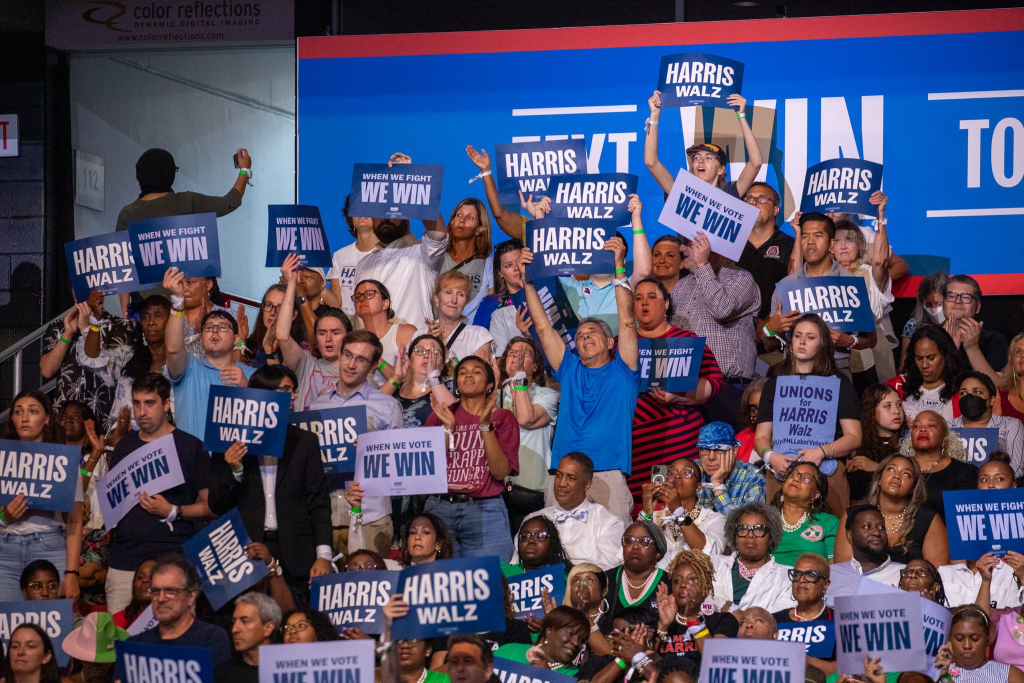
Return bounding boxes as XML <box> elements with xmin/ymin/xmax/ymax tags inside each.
<box><xmin>827</xmin><ymin>504</ymin><xmax>905</xmax><ymax>605</ymax></box>
<box><xmin>353</xmin><ymin>152</ymin><xmax>449</xmax><ymax>324</ymax></box>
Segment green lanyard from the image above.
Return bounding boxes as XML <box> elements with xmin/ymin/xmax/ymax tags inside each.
<box><xmin>617</xmin><ymin>567</ymin><xmax>664</xmax><ymax>607</ymax></box>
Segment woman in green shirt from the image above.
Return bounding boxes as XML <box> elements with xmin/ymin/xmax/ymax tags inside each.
<box><xmin>771</xmin><ymin>462</ymin><xmax>838</xmax><ymax>565</ymax></box>
<box><xmin>494</xmin><ymin>606</ymin><xmax>589</xmax><ymax>676</ymax></box>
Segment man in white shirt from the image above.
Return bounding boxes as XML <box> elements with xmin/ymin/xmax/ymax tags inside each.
<box><xmin>353</xmin><ymin>153</ymin><xmax>448</xmax><ymax>325</ymax></box>
<box><xmin>512</xmin><ymin>452</ymin><xmax>624</xmax><ymax>570</ymax></box>
<box><xmin>323</xmin><ymin>195</ymin><xmax>377</xmax><ymax>316</ymax></box>
<box><xmin>827</xmin><ymin>505</ymin><xmax>905</xmax><ymax>606</ymax></box>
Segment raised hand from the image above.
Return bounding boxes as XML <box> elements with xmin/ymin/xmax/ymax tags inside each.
<box><xmin>107</xmin><ymin>406</ymin><xmax>132</xmax><ymax>448</ymax></box>
<box><xmin>163</xmin><ymin>267</ymin><xmax>185</xmax><ymax>298</ymax></box>
<box><xmin>280</xmin><ymin>253</ymin><xmax>300</xmax><ymax>285</ymax></box>
<box><xmin>220</xmin><ymin>366</ymin><xmax>248</xmax><ymax>387</ymax></box>
<box><xmin>388</xmin><ymin>152</ymin><xmax>412</xmax><ymax>167</ymax></box>
<box><xmin>648</xmin><ymin>90</ymin><xmax>662</xmax><ymax>117</ymax></box>
<box><xmin>466</xmin><ymin>145</ymin><xmax>491</xmax><ymax>171</ymax></box>
<box><xmin>74</xmin><ymin>302</ymin><xmax>94</xmax><ymax>333</ymax></box>
<box><xmin>430</xmin><ymin>394</ymin><xmax>457</xmax><ymax>431</ymax></box>
<box><xmin>224</xmin><ymin>441</ymin><xmax>248</xmax><ymax>470</ymax></box>
<box><xmin>726</xmin><ymin>93</ymin><xmax>747</xmax><ymax>112</ymax></box>
<box><xmin>235</xmin><ymin>305</ymin><xmax>249</xmax><ymax>343</ymax></box>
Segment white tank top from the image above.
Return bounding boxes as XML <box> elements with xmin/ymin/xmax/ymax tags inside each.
<box><xmin>372</xmin><ymin>322</ymin><xmax>401</xmax><ymax>387</ymax></box>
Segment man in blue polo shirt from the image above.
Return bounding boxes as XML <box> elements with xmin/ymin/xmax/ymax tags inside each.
<box><xmin>164</xmin><ymin>266</ymin><xmax>255</xmax><ymax>439</ymax></box>
<box><xmin>518</xmin><ymin>237</ymin><xmax>639</xmax><ymax>523</ymax></box>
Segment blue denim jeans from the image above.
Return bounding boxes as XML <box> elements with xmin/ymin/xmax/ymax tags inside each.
<box><xmin>0</xmin><ymin>529</ymin><xmax>67</xmax><ymax>601</ymax></box>
<box><xmin>425</xmin><ymin>496</ymin><xmax>514</xmax><ymax>563</ymax></box>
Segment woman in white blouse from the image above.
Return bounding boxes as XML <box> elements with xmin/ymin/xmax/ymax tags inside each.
<box><xmin>427</xmin><ymin>269</ymin><xmax>493</xmax><ymax>364</ymax></box>
<box><xmin>710</xmin><ymin>502</ymin><xmax>795</xmax><ymax>615</ymax></box>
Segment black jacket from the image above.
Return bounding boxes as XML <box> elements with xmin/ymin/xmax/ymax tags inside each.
<box><xmin>208</xmin><ymin>425</ymin><xmax>333</xmax><ymax>579</ymax></box>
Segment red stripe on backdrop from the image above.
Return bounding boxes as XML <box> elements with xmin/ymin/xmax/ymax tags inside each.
<box><xmin>298</xmin><ymin>9</ymin><xmax>1024</xmax><ymax>59</ymax></box>
<box><xmin>893</xmin><ymin>274</ymin><xmax>1024</xmax><ymax>298</ymax></box>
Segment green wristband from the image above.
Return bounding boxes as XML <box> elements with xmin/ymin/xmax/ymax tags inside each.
<box><xmin>377</xmin><ymin>359</ymin><xmax>387</xmax><ymax>371</ymax></box>
<box><xmin>614</xmin><ymin>268</ymin><xmax>626</xmax><ymax>274</ymax></box>
<box><xmin>632</xmin><ymin>228</ymin><xmax>644</xmax><ymax>234</ymax></box>
<box><xmin>80</xmin><ymin>468</ymin><xmax>91</xmax><ymax>476</ymax></box>
<box><xmin>514</xmin><ymin>385</ymin><xmax>528</xmax><ymax>391</ymax></box>
<box><xmin>59</xmin><ymin>335</ymin><xmax>70</xmax><ymax>345</ymax></box>
<box><xmin>390</xmin><ymin>380</ymin><xmax>401</xmax><ymax>388</ymax></box>
<box><xmin>238</xmin><ymin>169</ymin><xmax>250</xmax><ymax>176</ymax></box>
<box><xmin>351</xmin><ymin>506</ymin><xmax>362</xmax><ymax>514</ymax></box>
<box><xmin>614</xmin><ymin>658</ymin><xmax>628</xmax><ymax>670</ymax></box>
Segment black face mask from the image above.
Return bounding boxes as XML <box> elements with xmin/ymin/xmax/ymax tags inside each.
<box><xmin>958</xmin><ymin>393</ymin><xmax>989</xmax><ymax>421</ymax></box>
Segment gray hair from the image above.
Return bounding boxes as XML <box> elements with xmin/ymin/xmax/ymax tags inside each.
<box><xmin>627</xmin><ymin>517</ymin><xmax>668</xmax><ymax>559</ymax></box>
<box><xmin>578</xmin><ymin>317</ymin><xmax>613</xmax><ymax>339</ymax></box>
<box><xmin>724</xmin><ymin>501</ymin><xmax>784</xmax><ymax>554</ymax></box>
<box><xmin>236</xmin><ymin>591</ymin><xmax>283</xmax><ymax>629</ymax></box>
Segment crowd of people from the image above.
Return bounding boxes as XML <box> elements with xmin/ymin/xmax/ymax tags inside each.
<box><xmin>5</xmin><ymin>90</ymin><xmax>1024</xmax><ymax>683</ymax></box>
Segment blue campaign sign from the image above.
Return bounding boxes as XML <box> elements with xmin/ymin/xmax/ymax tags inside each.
<box><xmin>699</xmin><ymin>639</ymin><xmax>805</xmax><ymax>683</ymax></box>
<box><xmin>776</xmin><ymin>620</ymin><xmax>836</xmax><ymax>659</ymax></box>
<box><xmin>116</xmin><ymin>641</ymin><xmax>214</xmax><ymax>683</ymax></box>
<box><xmin>921</xmin><ymin>598</ymin><xmax>951</xmax><ymax>680</ymax></box>
<box><xmin>800</xmin><ymin>159</ymin><xmax>884</xmax><ymax>217</ymax></box>
<box><xmin>772</xmin><ymin>375</ymin><xmax>841</xmax><ymax>459</ymax></box>
<box><xmin>298</xmin><ymin>11</ymin><xmax>1024</xmax><ymax>295</ymax></box>
<box><xmin>943</xmin><ymin>488</ymin><xmax>1024</xmax><ymax>560</ymax></box>
<box><xmin>494</xmin><ymin>657</ymin><xmax>578</xmax><ymax>683</ymax></box>
<box><xmin>0</xmin><ymin>599</ymin><xmax>75</xmax><ymax>667</ymax></box>
<box><xmin>494</xmin><ymin>140</ymin><xmax>587</xmax><ymax>205</ymax></box>
<box><xmin>775</xmin><ymin>276</ymin><xmax>875</xmax><ymax>332</ymax></box>
<box><xmin>203</xmin><ymin>385</ymin><xmax>290</xmax><ymax>457</ymax></box>
<box><xmin>290</xmin><ymin>405</ymin><xmax>367</xmax><ymax>476</ymax></box>
<box><xmin>0</xmin><ymin>439</ymin><xmax>80</xmax><ymax>513</ymax></box>
<box><xmin>355</xmin><ymin>426</ymin><xmax>448</xmax><ymax>497</ymax></box>
<box><xmin>508</xmin><ymin>566</ymin><xmax>566</xmax><ymax>620</ymax></box>
<box><xmin>638</xmin><ymin>337</ymin><xmax>705</xmax><ymax>393</ymax></box>
<box><xmin>182</xmin><ymin>507</ymin><xmax>269</xmax><ymax>610</ymax></box>
<box><xmin>258</xmin><ymin>640</ymin><xmax>375</xmax><ymax>683</ymax></box>
<box><xmin>392</xmin><ymin>556</ymin><xmax>505</xmax><ymax>639</ymax></box>
<box><xmin>266</xmin><ymin>205</ymin><xmax>332</xmax><ymax>268</ymax></box>
<box><xmin>510</xmin><ymin>278</ymin><xmax>580</xmax><ymax>353</ymax></box>
<box><xmin>311</xmin><ymin>570</ymin><xmax>400</xmax><ymax>635</ymax></box>
<box><xmin>129</xmin><ymin>213</ymin><xmax>221</xmax><ymax>284</ymax></box>
<box><xmin>835</xmin><ymin>592</ymin><xmax>927</xmax><ymax>674</ymax></box>
<box><xmin>657</xmin><ymin>53</ymin><xmax>745</xmax><ymax>109</ymax></box>
<box><xmin>546</xmin><ymin>173</ymin><xmax>638</xmax><ymax>225</ymax></box>
<box><xmin>64</xmin><ymin>232</ymin><xmax>140</xmax><ymax>301</ymax></box>
<box><xmin>657</xmin><ymin>170</ymin><xmax>758</xmax><ymax>262</ymax></box>
<box><xmin>347</xmin><ymin>163</ymin><xmax>444</xmax><ymax>220</ymax></box>
<box><xmin>953</xmin><ymin>427</ymin><xmax>1001</xmax><ymax>467</ymax></box>
<box><xmin>525</xmin><ymin>216</ymin><xmax>617</xmax><ymax>279</ymax></box>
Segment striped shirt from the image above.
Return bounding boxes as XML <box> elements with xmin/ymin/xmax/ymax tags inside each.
<box><xmin>627</xmin><ymin>326</ymin><xmax>724</xmax><ymax>496</ymax></box>
<box><xmin>950</xmin><ymin>413</ymin><xmax>1024</xmax><ymax>477</ymax></box>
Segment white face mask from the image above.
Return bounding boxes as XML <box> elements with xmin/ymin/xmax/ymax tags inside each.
<box><xmin>925</xmin><ymin>306</ymin><xmax>945</xmax><ymax>324</ymax></box>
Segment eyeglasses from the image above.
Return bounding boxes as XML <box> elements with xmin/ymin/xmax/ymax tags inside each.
<box><xmin>398</xmin><ymin>639</ymin><xmax>423</xmax><ymax>646</ymax></box>
<box><xmin>667</xmin><ymin>469</ymin><xmax>697</xmax><ymax>480</ymax></box>
<box><xmin>689</xmin><ymin>152</ymin><xmax>719</xmax><ymax>164</ymax></box>
<box><xmin>735</xmin><ymin>524</ymin><xmax>768</xmax><ymax>538</ymax></box>
<box><xmin>945</xmin><ymin>291</ymin><xmax>977</xmax><ymax>304</ymax></box>
<box><xmin>744</xmin><ymin>404</ymin><xmax>759</xmax><ymax>415</ymax></box>
<box><xmin>412</xmin><ymin>346</ymin><xmax>443</xmax><ymax>357</ymax></box>
<box><xmin>27</xmin><ymin>581</ymin><xmax>59</xmax><ymax>592</ymax></box>
<box><xmin>899</xmin><ymin>568</ymin><xmax>933</xmax><ymax>579</ymax></box>
<box><xmin>352</xmin><ymin>290</ymin><xmax>380</xmax><ymax>304</ymax></box>
<box><xmin>786</xmin><ymin>471</ymin><xmax>815</xmax><ymax>485</ymax></box>
<box><xmin>202</xmin><ymin>323</ymin><xmax>234</xmax><ymax>335</ymax></box>
<box><xmin>744</xmin><ymin>195</ymin><xmax>775</xmax><ymax>206</ymax></box>
<box><xmin>520</xmin><ymin>530</ymin><xmax>551</xmax><ymax>542</ymax></box>
<box><xmin>147</xmin><ymin>587</ymin><xmax>188</xmax><ymax>599</ymax></box>
<box><xmin>263</xmin><ymin>301</ymin><xmax>282</xmax><ymax>313</ymax></box>
<box><xmin>282</xmin><ymin>621</ymin><xmax>312</xmax><ymax>634</ymax></box>
<box><xmin>788</xmin><ymin>569</ymin><xmax>823</xmax><ymax>583</ymax></box>
<box><xmin>622</xmin><ymin>535</ymin><xmax>656</xmax><ymax>548</ymax></box>
<box><xmin>274</xmin><ymin>385</ymin><xmax>297</xmax><ymax>395</ymax></box>
<box><xmin>341</xmin><ymin>350</ymin><xmax>373</xmax><ymax>368</ymax></box>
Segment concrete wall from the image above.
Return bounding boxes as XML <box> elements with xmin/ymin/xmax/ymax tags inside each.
<box><xmin>69</xmin><ymin>47</ymin><xmax>295</xmax><ymax>306</ymax></box>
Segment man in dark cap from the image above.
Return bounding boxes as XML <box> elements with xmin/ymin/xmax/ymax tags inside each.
<box><xmin>114</xmin><ymin>147</ymin><xmax>253</xmax><ymax>312</ymax></box>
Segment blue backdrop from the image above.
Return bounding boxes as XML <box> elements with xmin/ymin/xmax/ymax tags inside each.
<box><xmin>298</xmin><ymin>10</ymin><xmax>1024</xmax><ymax>292</ymax></box>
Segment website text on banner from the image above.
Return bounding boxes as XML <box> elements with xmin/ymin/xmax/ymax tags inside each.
<box><xmin>297</xmin><ymin>11</ymin><xmax>1024</xmax><ymax>292</ymax></box>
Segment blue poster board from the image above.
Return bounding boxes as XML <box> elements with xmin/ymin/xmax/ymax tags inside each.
<box><xmin>290</xmin><ymin>405</ymin><xmax>367</xmax><ymax>475</ymax></box>
<box><xmin>493</xmin><ymin>658</ymin><xmax>578</xmax><ymax>683</ymax></box>
<box><xmin>494</xmin><ymin>140</ymin><xmax>587</xmax><ymax>205</ymax></box>
<box><xmin>953</xmin><ymin>427</ymin><xmax>1001</xmax><ymax>467</ymax></box>
<box><xmin>129</xmin><ymin>213</ymin><xmax>221</xmax><ymax>284</ymax></box>
<box><xmin>392</xmin><ymin>556</ymin><xmax>505</xmax><ymax>639</ymax></box>
<box><xmin>0</xmin><ymin>599</ymin><xmax>74</xmax><ymax>666</ymax></box>
<box><xmin>546</xmin><ymin>173</ymin><xmax>638</xmax><ymax>225</ymax></box>
<box><xmin>638</xmin><ymin>337</ymin><xmax>705</xmax><ymax>393</ymax></box>
<box><xmin>657</xmin><ymin>53</ymin><xmax>745</xmax><ymax>108</ymax></box>
<box><xmin>266</xmin><ymin>205</ymin><xmax>332</xmax><ymax>268</ymax></box>
<box><xmin>525</xmin><ymin>216</ymin><xmax>617</xmax><ymax>279</ymax></box>
<box><xmin>0</xmin><ymin>439</ymin><xmax>80</xmax><ymax>513</ymax></box>
<box><xmin>800</xmin><ymin>159</ymin><xmax>884</xmax><ymax>216</ymax></box>
<box><xmin>65</xmin><ymin>232</ymin><xmax>140</xmax><ymax>301</ymax></box>
<box><xmin>311</xmin><ymin>570</ymin><xmax>400</xmax><ymax>635</ymax></box>
<box><xmin>771</xmin><ymin>375</ymin><xmax>841</xmax><ymax>457</ymax></box>
<box><xmin>507</xmin><ymin>566</ymin><xmax>566</xmax><ymax>620</ymax></box>
<box><xmin>116</xmin><ymin>641</ymin><xmax>214</xmax><ymax>683</ymax></box>
<box><xmin>182</xmin><ymin>507</ymin><xmax>269</xmax><ymax>610</ymax></box>
<box><xmin>943</xmin><ymin>488</ymin><xmax>1024</xmax><ymax>560</ymax></box>
<box><xmin>203</xmin><ymin>385</ymin><xmax>290</xmax><ymax>457</ymax></box>
<box><xmin>775</xmin><ymin>276</ymin><xmax>875</xmax><ymax>333</ymax></box>
<box><xmin>776</xmin><ymin>620</ymin><xmax>836</xmax><ymax>659</ymax></box>
<box><xmin>347</xmin><ymin>163</ymin><xmax>444</xmax><ymax>220</ymax></box>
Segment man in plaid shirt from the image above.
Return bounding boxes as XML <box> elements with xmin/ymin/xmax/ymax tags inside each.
<box><xmin>694</xmin><ymin>422</ymin><xmax>766</xmax><ymax>514</ymax></box>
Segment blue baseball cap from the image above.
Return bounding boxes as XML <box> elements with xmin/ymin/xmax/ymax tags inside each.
<box><xmin>697</xmin><ymin>421</ymin><xmax>740</xmax><ymax>450</ymax></box>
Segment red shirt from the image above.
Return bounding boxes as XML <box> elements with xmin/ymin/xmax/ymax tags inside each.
<box><xmin>427</xmin><ymin>404</ymin><xmax>519</xmax><ymax>498</ymax></box>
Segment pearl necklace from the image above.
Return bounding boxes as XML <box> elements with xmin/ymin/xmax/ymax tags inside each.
<box><xmin>793</xmin><ymin>602</ymin><xmax>827</xmax><ymax>622</ymax></box>
<box><xmin>781</xmin><ymin>511</ymin><xmax>808</xmax><ymax>533</ymax></box>
<box><xmin>882</xmin><ymin>507</ymin><xmax>906</xmax><ymax>532</ymax></box>
<box><xmin>737</xmin><ymin>560</ymin><xmax>762</xmax><ymax>581</ymax></box>
<box><xmin>415</xmin><ymin>669</ymin><xmax>428</xmax><ymax>683</ymax></box>
<box><xmin>624</xmin><ymin>570</ymin><xmax>657</xmax><ymax>596</ymax></box>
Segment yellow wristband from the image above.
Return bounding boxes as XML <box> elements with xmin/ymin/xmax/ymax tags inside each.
<box><xmin>89</xmin><ymin>325</ymin><xmax>101</xmax><ymax>332</ymax></box>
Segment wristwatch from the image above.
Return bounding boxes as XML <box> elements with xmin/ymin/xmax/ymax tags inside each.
<box><xmin>479</xmin><ymin>424</ymin><xmax>493</xmax><ymax>432</ymax></box>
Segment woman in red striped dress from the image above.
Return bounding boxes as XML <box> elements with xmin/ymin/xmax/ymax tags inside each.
<box><xmin>627</xmin><ymin>277</ymin><xmax>724</xmax><ymax>497</ymax></box>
